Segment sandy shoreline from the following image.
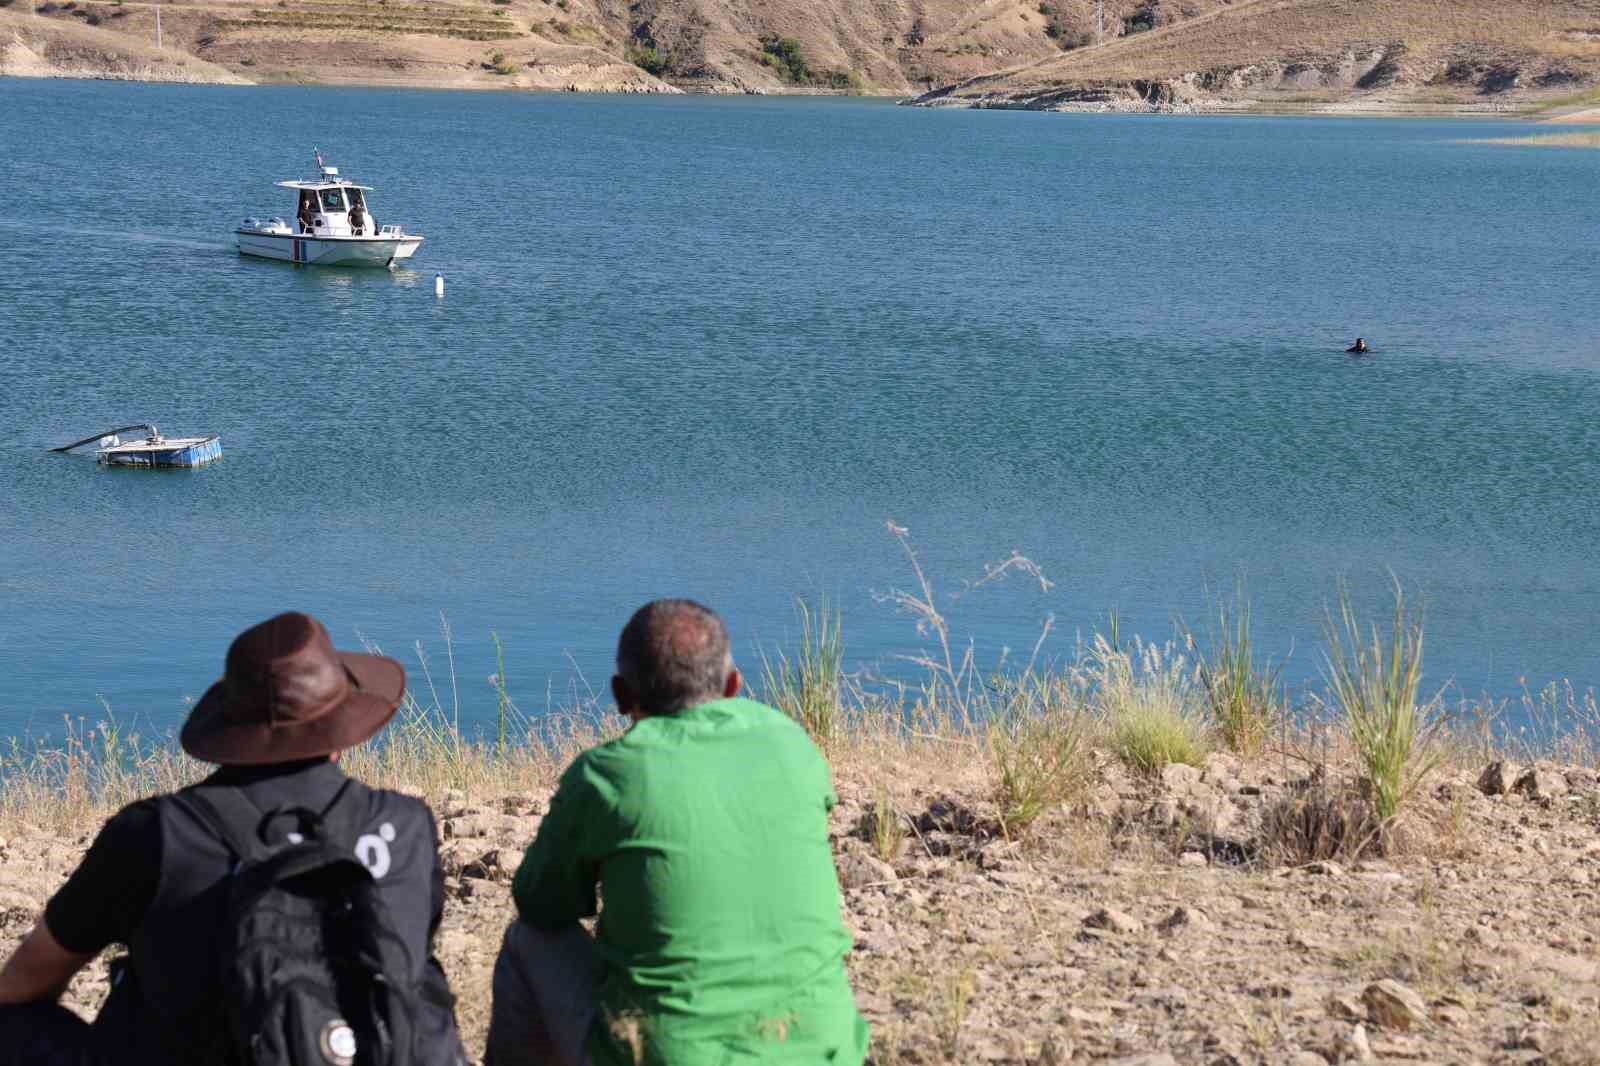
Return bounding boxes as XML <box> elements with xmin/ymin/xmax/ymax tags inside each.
<box><xmin>1542</xmin><ymin>106</ymin><xmax>1600</xmax><ymax>124</ymax></box>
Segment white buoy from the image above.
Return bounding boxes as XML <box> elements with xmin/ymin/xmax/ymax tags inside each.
<box><xmin>434</xmin><ymin>273</ymin><xmax>444</xmax><ymax>297</ymax></box>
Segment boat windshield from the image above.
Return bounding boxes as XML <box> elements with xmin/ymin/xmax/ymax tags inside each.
<box><xmin>319</xmin><ymin>188</ymin><xmax>347</xmax><ymax>212</ymax></box>
<box><xmin>348</xmin><ymin>189</ymin><xmax>366</xmax><ymax>210</ymax></box>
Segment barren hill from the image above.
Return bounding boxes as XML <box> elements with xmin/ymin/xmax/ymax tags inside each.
<box><xmin>912</xmin><ymin>0</ymin><xmax>1600</xmax><ymax>113</ymax></box>
<box><xmin>3</xmin><ymin>0</ymin><xmax>1599</xmax><ymax>112</ymax></box>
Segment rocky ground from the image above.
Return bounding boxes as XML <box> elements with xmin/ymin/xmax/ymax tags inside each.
<box><xmin>2</xmin><ymin>749</ymin><xmax>1597</xmax><ymax>1065</ymax></box>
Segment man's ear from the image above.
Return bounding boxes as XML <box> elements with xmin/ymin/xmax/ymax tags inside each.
<box><xmin>611</xmin><ymin>675</ymin><xmax>636</xmax><ymax>717</ymax></box>
<box><xmin>722</xmin><ymin>668</ymin><xmax>742</xmax><ymax>699</ymax></box>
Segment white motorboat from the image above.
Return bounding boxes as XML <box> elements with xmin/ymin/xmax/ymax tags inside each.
<box><xmin>237</xmin><ymin>150</ymin><xmax>423</xmax><ymax>268</ymax></box>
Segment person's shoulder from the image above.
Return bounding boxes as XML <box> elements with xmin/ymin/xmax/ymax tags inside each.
<box><xmin>565</xmin><ymin>729</ymin><xmax>644</xmax><ymax>781</ymax></box>
<box><xmin>354</xmin><ymin>781</ymin><xmax>436</xmax><ymax>822</ymax></box>
<box><xmin>732</xmin><ymin>696</ymin><xmax>814</xmax><ymax>737</ymax></box>
<box><xmin>76</xmin><ymin>794</ymin><xmax>164</xmax><ymax>861</ymax></box>
<box><xmin>104</xmin><ymin>795</ymin><xmax>164</xmax><ymax>837</ymax></box>
<box><xmin>711</xmin><ymin>697</ymin><xmax>826</xmax><ymax>756</ymax></box>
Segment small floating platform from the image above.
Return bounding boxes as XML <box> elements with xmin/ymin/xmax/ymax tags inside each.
<box><xmin>52</xmin><ymin>424</ymin><xmax>222</xmax><ymax>469</ymax></box>
<box><xmin>102</xmin><ymin>434</ymin><xmax>221</xmax><ymax>468</ymax></box>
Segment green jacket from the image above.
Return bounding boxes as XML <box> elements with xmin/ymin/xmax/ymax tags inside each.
<box><xmin>511</xmin><ymin>697</ymin><xmax>868</xmax><ymax>1065</ymax></box>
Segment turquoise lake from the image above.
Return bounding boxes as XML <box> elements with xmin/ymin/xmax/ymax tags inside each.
<box><xmin>2</xmin><ymin>80</ymin><xmax>1598</xmax><ymax>737</ymax></box>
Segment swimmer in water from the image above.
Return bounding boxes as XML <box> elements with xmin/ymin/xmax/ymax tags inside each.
<box><xmin>1346</xmin><ymin>337</ymin><xmax>1370</xmax><ymax>354</ymax></box>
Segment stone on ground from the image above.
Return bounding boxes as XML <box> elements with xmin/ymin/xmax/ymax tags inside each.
<box><xmin>1363</xmin><ymin>979</ymin><xmax>1428</xmax><ymax>1030</ymax></box>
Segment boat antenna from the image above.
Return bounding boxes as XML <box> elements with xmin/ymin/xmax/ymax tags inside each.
<box><xmin>313</xmin><ymin>146</ymin><xmax>326</xmax><ymax>174</ymax></box>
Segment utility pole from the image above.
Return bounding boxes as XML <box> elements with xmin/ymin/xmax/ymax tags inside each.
<box><xmin>155</xmin><ymin>3</ymin><xmax>162</xmax><ymax>49</ymax></box>
<box><xmin>1095</xmin><ymin>0</ymin><xmax>1104</xmax><ymax>44</ymax></box>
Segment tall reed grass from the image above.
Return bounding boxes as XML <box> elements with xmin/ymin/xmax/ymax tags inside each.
<box><xmin>1192</xmin><ymin>587</ymin><xmax>1284</xmax><ymax>757</ymax></box>
<box><xmin>759</xmin><ymin>599</ymin><xmax>845</xmax><ymax>744</ymax></box>
<box><xmin>1321</xmin><ymin>580</ymin><xmax>1446</xmax><ymax>823</ymax></box>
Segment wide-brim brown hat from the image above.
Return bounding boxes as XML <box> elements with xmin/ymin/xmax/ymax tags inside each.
<box><xmin>181</xmin><ymin>611</ymin><xmax>405</xmax><ymax>765</ymax></box>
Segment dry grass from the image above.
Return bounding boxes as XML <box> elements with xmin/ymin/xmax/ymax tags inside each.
<box><xmin>1258</xmin><ymin>780</ymin><xmax>1384</xmax><ymax>863</ymax></box>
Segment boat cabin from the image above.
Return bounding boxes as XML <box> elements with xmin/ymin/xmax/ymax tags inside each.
<box><xmin>278</xmin><ymin>166</ymin><xmax>380</xmax><ymax>237</ymax></box>
<box><xmin>238</xmin><ymin>153</ymin><xmax>422</xmax><ymax>267</ymax></box>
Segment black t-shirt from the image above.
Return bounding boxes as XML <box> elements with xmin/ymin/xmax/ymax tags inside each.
<box><xmin>44</xmin><ymin>760</ymin><xmax>445</xmax><ymax>956</ymax></box>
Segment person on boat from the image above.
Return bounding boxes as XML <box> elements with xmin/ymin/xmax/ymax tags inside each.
<box><xmin>298</xmin><ymin>190</ymin><xmax>317</xmax><ymax>233</ymax></box>
<box><xmin>488</xmin><ymin>598</ymin><xmax>868</xmax><ymax>1066</ymax></box>
<box><xmin>349</xmin><ymin>190</ymin><xmax>368</xmax><ymax>236</ymax></box>
<box><xmin>0</xmin><ymin>612</ymin><xmax>467</xmax><ymax>1066</ymax></box>
<box><xmin>1347</xmin><ymin>337</ymin><xmax>1370</xmax><ymax>354</ymax></box>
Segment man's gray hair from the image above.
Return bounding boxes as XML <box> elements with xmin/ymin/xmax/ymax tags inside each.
<box><xmin>615</xmin><ymin>599</ymin><xmax>733</xmax><ymax>714</ymax></box>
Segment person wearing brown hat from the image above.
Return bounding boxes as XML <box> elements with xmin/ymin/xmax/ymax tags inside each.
<box><xmin>0</xmin><ymin>611</ymin><xmax>466</xmax><ymax>1066</ymax></box>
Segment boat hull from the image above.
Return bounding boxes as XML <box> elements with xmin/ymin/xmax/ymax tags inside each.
<box><xmin>236</xmin><ymin>231</ymin><xmax>423</xmax><ymax>267</ymax></box>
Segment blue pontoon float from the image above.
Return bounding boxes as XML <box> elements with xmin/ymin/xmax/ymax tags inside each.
<box><xmin>51</xmin><ymin>424</ymin><xmax>222</xmax><ymax>468</ymax></box>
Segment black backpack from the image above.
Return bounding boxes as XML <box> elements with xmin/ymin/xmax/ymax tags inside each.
<box><xmin>175</xmin><ymin>783</ymin><xmax>464</xmax><ymax>1066</ymax></box>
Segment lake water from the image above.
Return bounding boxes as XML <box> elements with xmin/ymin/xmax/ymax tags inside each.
<box><xmin>3</xmin><ymin>80</ymin><xmax>1598</xmax><ymax>739</ymax></box>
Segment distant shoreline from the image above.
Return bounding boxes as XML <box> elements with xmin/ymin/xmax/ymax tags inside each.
<box><xmin>6</xmin><ymin>66</ymin><xmax>1598</xmax><ymax>125</ymax></box>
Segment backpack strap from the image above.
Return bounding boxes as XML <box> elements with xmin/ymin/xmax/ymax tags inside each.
<box><xmin>178</xmin><ymin>777</ymin><xmax>361</xmax><ymax>863</ymax></box>
<box><xmin>311</xmin><ymin>778</ymin><xmax>363</xmax><ymax>846</ymax></box>
<box><xmin>178</xmin><ymin>788</ymin><xmax>263</xmax><ymax>863</ymax></box>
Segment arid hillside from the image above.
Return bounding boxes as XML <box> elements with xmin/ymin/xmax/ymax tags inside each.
<box><xmin>912</xmin><ymin>0</ymin><xmax>1600</xmax><ymax>112</ymax></box>
<box><xmin>3</xmin><ymin>0</ymin><xmax>1600</xmax><ymax>108</ymax></box>
<box><xmin>0</xmin><ymin>0</ymin><xmax>1234</xmax><ymax>92</ymax></box>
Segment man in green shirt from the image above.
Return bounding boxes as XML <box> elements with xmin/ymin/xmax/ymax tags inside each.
<box><xmin>486</xmin><ymin>599</ymin><xmax>869</xmax><ymax>1066</ymax></box>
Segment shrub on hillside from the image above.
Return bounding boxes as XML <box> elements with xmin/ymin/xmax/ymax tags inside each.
<box><xmin>823</xmin><ymin>68</ymin><xmax>863</xmax><ymax>93</ymax></box>
<box><xmin>626</xmin><ymin>41</ymin><xmax>669</xmax><ymax>76</ymax></box>
<box><xmin>758</xmin><ymin>32</ymin><xmax>811</xmax><ymax>83</ymax></box>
